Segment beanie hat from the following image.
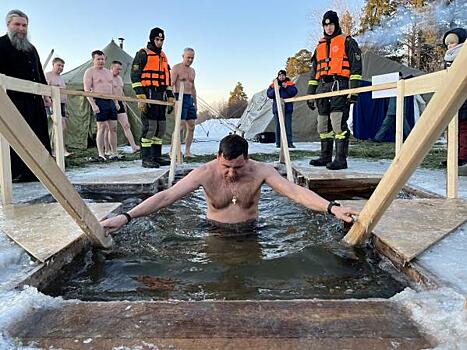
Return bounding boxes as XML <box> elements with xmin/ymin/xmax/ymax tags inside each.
<box><xmin>149</xmin><ymin>27</ymin><xmax>165</xmax><ymax>42</ymax></box>
<box><xmin>322</xmin><ymin>10</ymin><xmax>339</xmax><ymax>26</ymax></box>
<box><xmin>442</xmin><ymin>28</ymin><xmax>466</xmax><ymax>48</ymax></box>
<box><xmin>277</xmin><ymin>69</ymin><xmax>287</xmax><ymax>76</ymax></box>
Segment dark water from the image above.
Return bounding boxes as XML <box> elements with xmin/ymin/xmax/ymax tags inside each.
<box><xmin>49</xmin><ymin>187</ymin><xmax>406</xmax><ymax>301</ymax></box>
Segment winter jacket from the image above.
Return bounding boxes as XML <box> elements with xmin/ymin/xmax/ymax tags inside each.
<box><xmin>267</xmin><ymin>78</ymin><xmax>298</xmax><ymax>114</ymax></box>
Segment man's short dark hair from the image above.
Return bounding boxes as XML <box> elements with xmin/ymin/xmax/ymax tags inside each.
<box><xmin>52</xmin><ymin>57</ymin><xmax>64</xmax><ymax>65</ymax></box>
<box><xmin>111</xmin><ymin>60</ymin><xmax>122</xmax><ymax>66</ymax></box>
<box><xmin>91</xmin><ymin>50</ymin><xmax>105</xmax><ymax>58</ymax></box>
<box><xmin>218</xmin><ymin>134</ymin><xmax>248</xmax><ymax>160</ymax></box>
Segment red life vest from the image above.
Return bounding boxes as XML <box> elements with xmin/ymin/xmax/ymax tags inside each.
<box><xmin>315</xmin><ymin>34</ymin><xmax>350</xmax><ymax>80</ymax></box>
<box><xmin>140</xmin><ymin>48</ymin><xmax>171</xmax><ymax>87</ymax></box>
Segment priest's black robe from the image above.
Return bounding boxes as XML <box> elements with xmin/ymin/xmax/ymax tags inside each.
<box><xmin>0</xmin><ymin>34</ymin><xmax>51</xmax><ymax>182</ymax></box>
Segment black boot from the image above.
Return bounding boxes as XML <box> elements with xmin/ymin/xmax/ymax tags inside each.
<box><xmin>151</xmin><ymin>144</ymin><xmax>171</xmax><ymax>166</ymax></box>
<box><xmin>310</xmin><ymin>139</ymin><xmax>333</xmax><ymax>166</ymax></box>
<box><xmin>326</xmin><ymin>139</ymin><xmax>349</xmax><ymax>170</ymax></box>
<box><xmin>141</xmin><ymin>146</ymin><xmax>159</xmax><ymax>168</ymax></box>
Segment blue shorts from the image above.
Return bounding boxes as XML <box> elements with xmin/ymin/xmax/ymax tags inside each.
<box><xmin>175</xmin><ymin>93</ymin><xmax>197</xmax><ymax>121</ymax></box>
<box><xmin>94</xmin><ymin>98</ymin><xmax>117</xmax><ymax>122</ymax></box>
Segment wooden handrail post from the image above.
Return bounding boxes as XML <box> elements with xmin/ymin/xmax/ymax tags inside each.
<box><xmin>273</xmin><ymin>80</ymin><xmax>293</xmax><ymax>181</ymax></box>
<box><xmin>342</xmin><ymin>44</ymin><xmax>467</xmax><ymax>246</ymax></box>
<box><xmin>395</xmin><ymin>79</ymin><xmax>405</xmax><ymax>156</ymax></box>
<box><xmin>0</xmin><ymin>88</ymin><xmax>113</xmax><ymax>248</ymax></box>
<box><xmin>446</xmin><ymin>113</ymin><xmax>458</xmax><ymax>198</ymax></box>
<box><xmin>0</xmin><ymin>77</ymin><xmax>12</xmax><ymax>205</ymax></box>
<box><xmin>51</xmin><ymin>86</ymin><xmax>65</xmax><ymax>171</ymax></box>
<box><xmin>168</xmin><ymin>82</ymin><xmax>184</xmax><ymax>187</ymax></box>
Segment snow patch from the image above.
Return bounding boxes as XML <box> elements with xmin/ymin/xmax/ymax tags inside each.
<box><xmin>391</xmin><ymin>287</ymin><xmax>467</xmax><ymax>349</ymax></box>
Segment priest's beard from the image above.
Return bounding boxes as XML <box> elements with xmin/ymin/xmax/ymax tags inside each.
<box><xmin>7</xmin><ymin>30</ymin><xmax>33</xmax><ymax>52</ymax></box>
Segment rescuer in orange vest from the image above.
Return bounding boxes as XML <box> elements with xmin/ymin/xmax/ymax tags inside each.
<box><xmin>131</xmin><ymin>27</ymin><xmax>174</xmax><ymax>168</ymax></box>
<box><xmin>307</xmin><ymin>10</ymin><xmax>362</xmax><ymax>170</ymax></box>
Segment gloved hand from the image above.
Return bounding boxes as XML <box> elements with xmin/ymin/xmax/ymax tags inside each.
<box><xmin>307</xmin><ymin>100</ymin><xmax>316</xmax><ymax>110</ymax></box>
<box><xmin>347</xmin><ymin>94</ymin><xmax>358</xmax><ymax>105</ymax></box>
<box><xmin>136</xmin><ymin>94</ymin><xmax>147</xmax><ymax>112</ymax></box>
<box><xmin>167</xmin><ymin>96</ymin><xmax>174</xmax><ymax>114</ymax></box>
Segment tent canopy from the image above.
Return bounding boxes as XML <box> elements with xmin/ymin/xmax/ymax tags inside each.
<box><xmin>237</xmin><ymin>52</ymin><xmax>422</xmax><ymax>142</ymax></box>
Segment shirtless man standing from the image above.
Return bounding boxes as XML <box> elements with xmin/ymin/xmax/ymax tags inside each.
<box><xmin>109</xmin><ymin>60</ymin><xmax>140</xmax><ymax>153</ymax></box>
<box><xmin>45</xmin><ymin>57</ymin><xmax>71</xmax><ymax>157</ymax></box>
<box><xmin>101</xmin><ymin>134</ymin><xmax>358</xmax><ymax>234</ymax></box>
<box><xmin>83</xmin><ymin>50</ymin><xmax>118</xmax><ymax>161</ymax></box>
<box><xmin>171</xmin><ymin>48</ymin><xmax>197</xmax><ymax>158</ymax></box>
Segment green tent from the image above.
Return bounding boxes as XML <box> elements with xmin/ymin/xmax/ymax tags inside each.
<box><xmin>61</xmin><ymin>40</ymin><xmax>141</xmax><ymax>149</ymax></box>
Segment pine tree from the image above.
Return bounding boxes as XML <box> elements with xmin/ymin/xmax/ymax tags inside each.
<box><xmin>285</xmin><ymin>49</ymin><xmax>312</xmax><ymax>77</ymax></box>
<box><xmin>225</xmin><ymin>82</ymin><xmax>248</xmax><ymax>119</ymax></box>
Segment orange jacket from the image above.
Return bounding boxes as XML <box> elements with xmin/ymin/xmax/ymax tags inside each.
<box><xmin>140</xmin><ymin>48</ymin><xmax>171</xmax><ymax>88</ymax></box>
<box><xmin>315</xmin><ymin>34</ymin><xmax>350</xmax><ymax>80</ymax></box>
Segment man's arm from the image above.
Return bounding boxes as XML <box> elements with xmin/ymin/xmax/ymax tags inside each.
<box><xmin>100</xmin><ymin>166</ymin><xmax>205</xmax><ymax>233</ymax></box>
<box><xmin>83</xmin><ymin>69</ymin><xmax>99</xmax><ymax>112</ymax></box>
<box><xmin>192</xmin><ymin>70</ymin><xmax>197</xmax><ymax>108</ymax></box>
<box><xmin>263</xmin><ymin>165</ymin><xmax>358</xmax><ymax>222</ymax></box>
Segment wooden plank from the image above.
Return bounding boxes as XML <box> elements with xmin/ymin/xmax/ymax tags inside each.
<box><xmin>42</xmin><ymin>49</ymin><xmax>54</xmax><ymax>70</ymax></box>
<box><xmin>9</xmin><ymin>300</ymin><xmax>431</xmax><ymax>349</ymax></box>
<box><xmin>63</xmin><ymin>88</ymin><xmax>172</xmax><ymax>106</ymax></box>
<box><xmin>284</xmin><ymin>82</ymin><xmax>396</xmax><ymax>103</ymax></box>
<box><xmin>0</xmin><ymin>88</ymin><xmax>113</xmax><ymax>248</ymax></box>
<box><xmin>404</xmin><ymin>70</ymin><xmax>446</xmax><ymax>96</ymax></box>
<box><xmin>0</xmin><ymin>73</ymin><xmax>52</xmax><ymax>97</ymax></box>
<box><xmin>342</xmin><ymin>45</ymin><xmax>467</xmax><ymax>246</ymax></box>
<box><xmin>168</xmin><ymin>83</ymin><xmax>184</xmax><ymax>187</ymax></box>
<box><xmin>51</xmin><ymin>86</ymin><xmax>65</xmax><ymax>170</ymax></box>
<box><xmin>0</xmin><ymin>79</ymin><xmax>12</xmax><ymax>205</ymax></box>
<box><xmin>1</xmin><ymin>202</ymin><xmax>120</xmax><ymax>262</ymax></box>
<box><xmin>0</xmin><ymin>136</ymin><xmax>12</xmax><ymax>205</ymax></box>
<box><xmin>342</xmin><ymin>199</ymin><xmax>467</xmax><ymax>263</ymax></box>
<box><xmin>395</xmin><ymin>79</ymin><xmax>405</xmax><ymax>156</ymax></box>
<box><xmin>273</xmin><ymin>80</ymin><xmax>293</xmax><ymax>181</ymax></box>
<box><xmin>446</xmin><ymin>113</ymin><xmax>458</xmax><ymax>198</ymax></box>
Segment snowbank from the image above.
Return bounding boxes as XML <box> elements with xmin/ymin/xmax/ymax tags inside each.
<box><xmin>392</xmin><ymin>287</ymin><xmax>467</xmax><ymax>349</ymax></box>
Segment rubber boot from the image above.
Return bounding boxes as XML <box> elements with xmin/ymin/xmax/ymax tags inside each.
<box><xmin>326</xmin><ymin>139</ymin><xmax>349</xmax><ymax>170</ymax></box>
<box><xmin>309</xmin><ymin>139</ymin><xmax>333</xmax><ymax>166</ymax></box>
<box><xmin>151</xmin><ymin>144</ymin><xmax>171</xmax><ymax>166</ymax></box>
<box><xmin>141</xmin><ymin>146</ymin><xmax>159</xmax><ymax>168</ymax></box>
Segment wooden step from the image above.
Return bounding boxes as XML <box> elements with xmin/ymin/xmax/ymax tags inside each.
<box><xmin>9</xmin><ymin>300</ymin><xmax>431</xmax><ymax>349</ymax></box>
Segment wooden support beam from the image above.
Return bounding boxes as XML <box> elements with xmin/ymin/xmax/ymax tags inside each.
<box><xmin>0</xmin><ymin>80</ymin><xmax>12</xmax><ymax>205</ymax></box>
<box><xmin>342</xmin><ymin>45</ymin><xmax>467</xmax><ymax>246</ymax></box>
<box><xmin>168</xmin><ymin>83</ymin><xmax>184</xmax><ymax>187</ymax></box>
<box><xmin>273</xmin><ymin>80</ymin><xmax>293</xmax><ymax>181</ymax></box>
<box><xmin>395</xmin><ymin>79</ymin><xmax>405</xmax><ymax>156</ymax></box>
<box><xmin>446</xmin><ymin>113</ymin><xmax>458</xmax><ymax>198</ymax></box>
<box><xmin>284</xmin><ymin>82</ymin><xmax>397</xmax><ymax>103</ymax></box>
<box><xmin>0</xmin><ymin>74</ymin><xmax>52</xmax><ymax>97</ymax></box>
<box><xmin>63</xmin><ymin>89</ymin><xmax>172</xmax><ymax>106</ymax></box>
<box><xmin>0</xmin><ymin>88</ymin><xmax>113</xmax><ymax>248</ymax></box>
<box><xmin>404</xmin><ymin>70</ymin><xmax>446</xmax><ymax>96</ymax></box>
<box><xmin>51</xmin><ymin>86</ymin><xmax>65</xmax><ymax>171</ymax></box>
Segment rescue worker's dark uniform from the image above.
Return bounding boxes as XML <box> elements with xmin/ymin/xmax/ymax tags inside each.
<box><xmin>307</xmin><ymin>10</ymin><xmax>362</xmax><ymax>170</ymax></box>
<box><xmin>131</xmin><ymin>27</ymin><xmax>174</xmax><ymax>168</ymax></box>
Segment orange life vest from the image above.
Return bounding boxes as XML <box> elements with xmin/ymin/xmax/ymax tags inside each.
<box><xmin>315</xmin><ymin>34</ymin><xmax>350</xmax><ymax>80</ymax></box>
<box><xmin>140</xmin><ymin>48</ymin><xmax>171</xmax><ymax>88</ymax></box>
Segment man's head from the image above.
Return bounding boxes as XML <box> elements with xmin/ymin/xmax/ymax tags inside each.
<box><xmin>6</xmin><ymin>9</ymin><xmax>32</xmax><ymax>52</ymax></box>
<box><xmin>110</xmin><ymin>60</ymin><xmax>122</xmax><ymax>76</ymax></box>
<box><xmin>52</xmin><ymin>57</ymin><xmax>65</xmax><ymax>75</ymax></box>
<box><xmin>182</xmin><ymin>48</ymin><xmax>195</xmax><ymax>67</ymax></box>
<box><xmin>149</xmin><ymin>27</ymin><xmax>165</xmax><ymax>49</ymax></box>
<box><xmin>277</xmin><ymin>69</ymin><xmax>287</xmax><ymax>82</ymax></box>
<box><xmin>91</xmin><ymin>50</ymin><xmax>105</xmax><ymax>69</ymax></box>
<box><xmin>217</xmin><ymin>134</ymin><xmax>249</xmax><ymax>181</ymax></box>
<box><xmin>322</xmin><ymin>10</ymin><xmax>340</xmax><ymax>37</ymax></box>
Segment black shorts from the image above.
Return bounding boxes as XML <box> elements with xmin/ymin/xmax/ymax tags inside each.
<box><xmin>117</xmin><ymin>101</ymin><xmax>125</xmax><ymax>114</ymax></box>
<box><xmin>94</xmin><ymin>98</ymin><xmax>117</xmax><ymax>122</ymax></box>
